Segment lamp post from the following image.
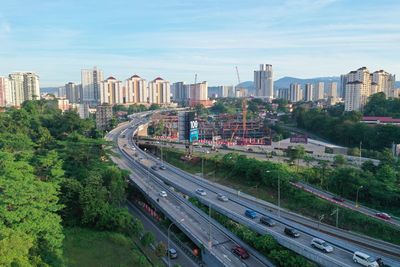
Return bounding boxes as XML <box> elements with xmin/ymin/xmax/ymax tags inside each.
<box><xmin>168</xmin><ymin>218</ymin><xmax>184</xmax><ymax>267</ymax></box>
<box><xmin>266</xmin><ymin>170</ymin><xmax>281</xmax><ymax>217</ymax></box>
<box><xmin>356</xmin><ymin>185</ymin><xmax>363</xmax><ymax>208</ymax></box>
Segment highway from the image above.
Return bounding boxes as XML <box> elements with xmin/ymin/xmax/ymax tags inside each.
<box><xmin>106</xmin><ymin>120</ymin><xmax>274</xmax><ymax>267</ymax></box>
<box><xmin>124</xmin><ymin>116</ymin><xmax>400</xmax><ymax>267</ymax></box>
<box><xmin>140</xmin><ymin>139</ymin><xmax>400</xmax><ymax>260</ymax></box>
<box><xmin>293</xmin><ymin>181</ymin><xmax>400</xmax><ymax>227</ymax></box>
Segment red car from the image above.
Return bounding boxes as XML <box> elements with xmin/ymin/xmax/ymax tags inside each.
<box><xmin>376</xmin><ymin>212</ymin><xmax>391</xmax><ymax>220</ymax></box>
<box><xmin>332</xmin><ymin>196</ymin><xmax>345</xmax><ymax>202</ymax></box>
<box><xmin>231</xmin><ymin>245</ymin><xmax>249</xmax><ymax>259</ymax></box>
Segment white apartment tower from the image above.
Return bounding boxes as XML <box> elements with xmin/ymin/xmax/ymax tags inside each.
<box><xmin>370</xmin><ymin>70</ymin><xmax>395</xmax><ymax>97</ymax></box>
<box><xmin>7</xmin><ymin>72</ymin><xmax>40</xmax><ymax>107</ymax></box>
<box><xmin>345</xmin><ymin>67</ymin><xmax>371</xmax><ymax>111</ymax></box>
<box><xmin>254</xmin><ymin>64</ymin><xmax>273</xmax><ymax>99</ymax></box>
<box><xmin>126</xmin><ymin>75</ymin><xmax>148</xmax><ymax>104</ymax></box>
<box><xmin>187</xmin><ymin>81</ymin><xmax>208</xmax><ymax>101</ymax></box>
<box><xmin>289</xmin><ymin>83</ymin><xmax>302</xmax><ymax>102</ymax></box>
<box><xmin>99</xmin><ymin>77</ymin><xmax>124</xmax><ymax>105</ymax></box>
<box><xmin>313</xmin><ymin>81</ymin><xmax>324</xmax><ymax>100</ymax></box>
<box><xmin>81</xmin><ymin>67</ymin><xmax>104</xmax><ymax>105</ymax></box>
<box><xmin>148</xmin><ymin>77</ymin><xmax>170</xmax><ymax>105</ymax></box>
<box><xmin>304</xmin><ymin>83</ymin><xmax>313</xmax><ymax>101</ymax></box>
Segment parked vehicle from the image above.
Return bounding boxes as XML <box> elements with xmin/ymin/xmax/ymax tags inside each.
<box><xmin>231</xmin><ymin>245</ymin><xmax>249</xmax><ymax>259</ymax></box>
<box><xmin>159</xmin><ymin>191</ymin><xmax>167</xmax><ymax>197</ymax></box>
<box><xmin>167</xmin><ymin>248</ymin><xmax>178</xmax><ymax>259</ymax></box>
<box><xmin>245</xmin><ymin>209</ymin><xmax>257</xmax><ymax>219</ymax></box>
<box><xmin>353</xmin><ymin>251</ymin><xmax>379</xmax><ymax>267</ymax></box>
<box><xmin>375</xmin><ymin>212</ymin><xmax>391</xmax><ymax>220</ymax></box>
<box><xmin>284</xmin><ymin>227</ymin><xmax>300</xmax><ymax>238</ymax></box>
<box><xmin>259</xmin><ymin>216</ymin><xmax>276</xmax><ymax>227</ymax></box>
<box><xmin>217</xmin><ymin>193</ymin><xmax>229</xmax><ymax>202</ymax></box>
<box><xmin>310</xmin><ymin>238</ymin><xmax>333</xmax><ymax>253</ymax></box>
<box><xmin>196</xmin><ymin>188</ymin><xmax>207</xmax><ymax>196</ymax></box>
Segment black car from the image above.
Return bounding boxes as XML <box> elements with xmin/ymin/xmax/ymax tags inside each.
<box><xmin>260</xmin><ymin>216</ymin><xmax>276</xmax><ymax>227</ymax></box>
<box><xmin>151</xmin><ymin>165</ymin><xmax>159</xmax><ymax>171</ymax></box>
<box><xmin>332</xmin><ymin>196</ymin><xmax>345</xmax><ymax>202</ymax></box>
<box><xmin>284</xmin><ymin>227</ymin><xmax>300</xmax><ymax>238</ymax></box>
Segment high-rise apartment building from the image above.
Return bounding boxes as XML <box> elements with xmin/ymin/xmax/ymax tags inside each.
<box><xmin>126</xmin><ymin>75</ymin><xmax>148</xmax><ymax>104</ymax></box>
<box><xmin>0</xmin><ymin>76</ymin><xmax>9</xmax><ymax>107</ymax></box>
<box><xmin>289</xmin><ymin>83</ymin><xmax>302</xmax><ymax>102</ymax></box>
<box><xmin>304</xmin><ymin>83</ymin><xmax>313</xmax><ymax>101</ymax></box>
<box><xmin>187</xmin><ymin>81</ymin><xmax>208</xmax><ymax>101</ymax></box>
<box><xmin>7</xmin><ymin>72</ymin><xmax>40</xmax><ymax>107</ymax></box>
<box><xmin>370</xmin><ymin>70</ymin><xmax>395</xmax><ymax>97</ymax></box>
<box><xmin>81</xmin><ymin>67</ymin><xmax>103</xmax><ymax>105</ymax></box>
<box><xmin>96</xmin><ymin>104</ymin><xmax>113</xmax><ymax>131</ymax></box>
<box><xmin>313</xmin><ymin>81</ymin><xmax>324</xmax><ymax>100</ymax></box>
<box><xmin>65</xmin><ymin>82</ymin><xmax>80</xmax><ymax>104</ymax></box>
<box><xmin>99</xmin><ymin>77</ymin><xmax>123</xmax><ymax>105</ymax></box>
<box><xmin>339</xmin><ymin>75</ymin><xmax>348</xmax><ymax>99</ymax></box>
<box><xmin>277</xmin><ymin>88</ymin><xmax>289</xmax><ymax>101</ymax></box>
<box><xmin>148</xmin><ymin>77</ymin><xmax>170</xmax><ymax>105</ymax></box>
<box><xmin>171</xmin><ymin>82</ymin><xmax>188</xmax><ymax>103</ymax></box>
<box><xmin>218</xmin><ymin>85</ymin><xmax>234</xmax><ymax>98</ymax></box>
<box><xmin>344</xmin><ymin>67</ymin><xmax>371</xmax><ymax>111</ymax></box>
<box><xmin>254</xmin><ymin>64</ymin><xmax>273</xmax><ymax>99</ymax></box>
<box><xmin>327</xmin><ymin>82</ymin><xmax>338</xmax><ymax>98</ymax></box>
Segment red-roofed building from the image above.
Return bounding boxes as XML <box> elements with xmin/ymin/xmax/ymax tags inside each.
<box><xmin>361</xmin><ymin>116</ymin><xmax>400</xmax><ymax>125</ymax></box>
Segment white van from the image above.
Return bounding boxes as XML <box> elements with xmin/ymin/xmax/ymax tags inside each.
<box><xmin>353</xmin><ymin>251</ymin><xmax>379</xmax><ymax>267</ymax></box>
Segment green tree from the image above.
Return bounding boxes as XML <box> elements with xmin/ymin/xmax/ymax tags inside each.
<box><xmin>333</xmin><ymin>155</ymin><xmax>346</xmax><ymax>166</ymax></box>
<box><xmin>141</xmin><ymin>232</ymin><xmax>155</xmax><ymax>248</ymax></box>
<box><xmin>155</xmin><ymin>242</ymin><xmax>166</xmax><ymax>257</ymax></box>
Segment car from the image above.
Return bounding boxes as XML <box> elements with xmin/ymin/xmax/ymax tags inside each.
<box><xmin>352</xmin><ymin>251</ymin><xmax>379</xmax><ymax>267</ymax></box>
<box><xmin>247</xmin><ymin>148</ymin><xmax>254</xmax><ymax>152</ymax></box>
<box><xmin>159</xmin><ymin>191</ymin><xmax>167</xmax><ymax>197</ymax></box>
<box><xmin>284</xmin><ymin>227</ymin><xmax>300</xmax><ymax>238</ymax></box>
<box><xmin>311</xmin><ymin>238</ymin><xmax>334</xmax><ymax>253</ymax></box>
<box><xmin>245</xmin><ymin>209</ymin><xmax>257</xmax><ymax>219</ymax></box>
<box><xmin>375</xmin><ymin>212</ymin><xmax>391</xmax><ymax>220</ymax></box>
<box><xmin>332</xmin><ymin>195</ymin><xmax>345</xmax><ymax>202</ymax></box>
<box><xmin>138</xmin><ymin>157</ymin><xmax>143</xmax><ymax>161</ymax></box>
<box><xmin>167</xmin><ymin>248</ymin><xmax>178</xmax><ymax>259</ymax></box>
<box><xmin>259</xmin><ymin>216</ymin><xmax>276</xmax><ymax>227</ymax></box>
<box><xmin>217</xmin><ymin>193</ymin><xmax>229</xmax><ymax>202</ymax></box>
<box><xmin>196</xmin><ymin>188</ymin><xmax>207</xmax><ymax>196</ymax></box>
<box><xmin>151</xmin><ymin>165</ymin><xmax>159</xmax><ymax>171</ymax></box>
<box><xmin>159</xmin><ymin>165</ymin><xmax>167</xmax><ymax>170</ymax></box>
<box><xmin>231</xmin><ymin>245</ymin><xmax>249</xmax><ymax>259</ymax></box>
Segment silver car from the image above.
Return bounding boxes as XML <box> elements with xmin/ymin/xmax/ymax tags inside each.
<box><xmin>217</xmin><ymin>193</ymin><xmax>229</xmax><ymax>202</ymax></box>
<box><xmin>311</xmin><ymin>238</ymin><xmax>334</xmax><ymax>253</ymax></box>
<box><xmin>196</xmin><ymin>188</ymin><xmax>207</xmax><ymax>196</ymax></box>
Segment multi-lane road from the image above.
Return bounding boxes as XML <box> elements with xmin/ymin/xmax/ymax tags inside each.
<box><xmin>108</xmin><ymin>113</ymin><xmax>400</xmax><ymax>267</ymax></box>
<box><xmin>107</xmin><ymin>120</ymin><xmax>273</xmax><ymax>267</ymax></box>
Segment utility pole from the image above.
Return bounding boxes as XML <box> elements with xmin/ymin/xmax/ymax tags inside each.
<box><xmin>208</xmin><ymin>202</ymin><xmax>212</xmax><ymax>249</ymax></box>
<box><xmin>359</xmin><ymin>141</ymin><xmax>362</xmax><ymax>166</ymax></box>
<box><xmin>331</xmin><ymin>208</ymin><xmax>339</xmax><ymax>228</ymax></box>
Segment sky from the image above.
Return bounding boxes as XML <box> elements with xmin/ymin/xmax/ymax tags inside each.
<box><xmin>0</xmin><ymin>0</ymin><xmax>399</xmax><ymax>87</ymax></box>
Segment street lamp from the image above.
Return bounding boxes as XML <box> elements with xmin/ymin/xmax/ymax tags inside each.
<box><xmin>265</xmin><ymin>170</ymin><xmax>281</xmax><ymax>217</ymax></box>
<box><xmin>168</xmin><ymin>218</ymin><xmax>184</xmax><ymax>267</ymax></box>
<box><xmin>356</xmin><ymin>185</ymin><xmax>363</xmax><ymax>208</ymax></box>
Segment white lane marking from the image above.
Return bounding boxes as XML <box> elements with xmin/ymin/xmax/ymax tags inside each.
<box><xmin>223</xmin><ymin>254</ymin><xmax>232</xmax><ymax>262</ymax></box>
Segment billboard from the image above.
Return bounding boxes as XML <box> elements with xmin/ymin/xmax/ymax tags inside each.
<box><xmin>178</xmin><ymin>111</ymin><xmax>199</xmax><ymax>143</ymax></box>
<box><xmin>290</xmin><ymin>134</ymin><xmax>308</xmax><ymax>144</ymax></box>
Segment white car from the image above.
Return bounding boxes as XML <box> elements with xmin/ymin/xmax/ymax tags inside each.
<box><xmin>353</xmin><ymin>251</ymin><xmax>379</xmax><ymax>267</ymax></box>
<box><xmin>217</xmin><ymin>193</ymin><xmax>229</xmax><ymax>202</ymax></box>
<box><xmin>159</xmin><ymin>191</ymin><xmax>167</xmax><ymax>197</ymax></box>
<box><xmin>311</xmin><ymin>238</ymin><xmax>333</xmax><ymax>253</ymax></box>
<box><xmin>196</xmin><ymin>188</ymin><xmax>207</xmax><ymax>196</ymax></box>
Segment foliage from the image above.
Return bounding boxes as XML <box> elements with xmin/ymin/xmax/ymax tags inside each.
<box><xmin>0</xmin><ymin>100</ymin><xmax>145</xmax><ymax>265</ymax></box>
<box><xmin>293</xmin><ymin>104</ymin><xmax>400</xmax><ymax>150</ymax></box>
<box><xmin>155</xmin><ymin>242</ymin><xmax>167</xmax><ymax>257</ymax></box>
<box><xmin>141</xmin><ymin>231</ymin><xmax>155</xmax><ymax>248</ymax></box>
<box><xmin>364</xmin><ymin>92</ymin><xmax>400</xmax><ymax>117</ymax></box>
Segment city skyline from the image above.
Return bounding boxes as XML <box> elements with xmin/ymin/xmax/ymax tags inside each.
<box><xmin>1</xmin><ymin>0</ymin><xmax>400</xmax><ymax>86</ymax></box>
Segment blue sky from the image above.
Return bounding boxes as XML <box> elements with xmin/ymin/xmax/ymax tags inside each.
<box><xmin>0</xmin><ymin>0</ymin><xmax>399</xmax><ymax>86</ymax></box>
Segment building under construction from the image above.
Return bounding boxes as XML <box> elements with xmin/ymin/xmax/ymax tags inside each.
<box><xmin>149</xmin><ymin>112</ymin><xmax>269</xmax><ymax>144</ymax></box>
